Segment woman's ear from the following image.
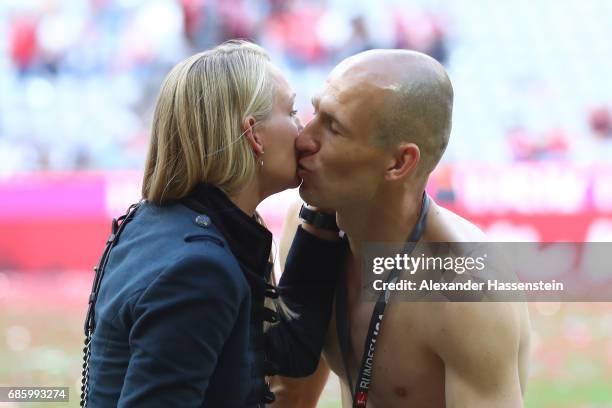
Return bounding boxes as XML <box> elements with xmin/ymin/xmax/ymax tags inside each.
<box><xmin>384</xmin><ymin>143</ymin><xmax>420</xmax><ymax>181</ymax></box>
<box><xmin>243</xmin><ymin>116</ymin><xmax>264</xmax><ymax>156</ymax></box>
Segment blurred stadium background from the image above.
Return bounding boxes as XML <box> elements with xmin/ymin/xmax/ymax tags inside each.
<box><xmin>1</xmin><ymin>0</ymin><xmax>611</xmax><ymax>407</ymax></box>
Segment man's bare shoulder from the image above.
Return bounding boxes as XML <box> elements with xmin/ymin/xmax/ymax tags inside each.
<box><xmin>424</xmin><ymin>200</ymin><xmax>488</xmax><ymax>242</ymax></box>
<box><xmin>429</xmin><ymin>302</ymin><xmax>520</xmax><ymax>339</ymax></box>
<box><xmin>425</xmin><ymin>302</ymin><xmax>522</xmax><ymax>372</ymax></box>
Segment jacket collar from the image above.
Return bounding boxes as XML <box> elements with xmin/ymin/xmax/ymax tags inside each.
<box><xmin>181</xmin><ymin>183</ymin><xmax>272</xmax><ymax>277</ymax></box>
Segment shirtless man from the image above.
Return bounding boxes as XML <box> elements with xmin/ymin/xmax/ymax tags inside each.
<box><xmin>270</xmin><ymin>49</ymin><xmax>530</xmax><ymax>407</ymax></box>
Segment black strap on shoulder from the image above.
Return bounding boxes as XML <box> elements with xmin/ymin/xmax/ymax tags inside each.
<box><xmin>336</xmin><ymin>193</ymin><xmax>430</xmax><ymax>407</ymax></box>
<box><xmin>81</xmin><ymin>201</ymin><xmax>141</xmax><ymax>407</ymax></box>
<box><xmin>83</xmin><ymin>201</ymin><xmax>142</xmax><ymax>335</ymax></box>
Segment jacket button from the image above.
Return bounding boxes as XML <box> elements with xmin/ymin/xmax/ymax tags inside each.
<box><xmin>195</xmin><ymin>214</ymin><xmax>211</xmax><ymax>227</ymax></box>
<box><xmin>262</xmin><ymin>307</ymin><xmax>279</xmax><ymax>323</ymax></box>
<box><xmin>262</xmin><ymin>388</ymin><xmax>276</xmax><ymax>403</ymax></box>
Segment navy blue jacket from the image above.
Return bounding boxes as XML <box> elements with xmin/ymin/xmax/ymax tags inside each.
<box><xmin>86</xmin><ymin>185</ymin><xmax>343</xmax><ymax>407</ymax></box>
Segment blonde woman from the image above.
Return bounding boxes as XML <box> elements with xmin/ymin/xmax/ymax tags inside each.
<box><xmin>81</xmin><ymin>40</ymin><xmax>343</xmax><ymax>408</ymax></box>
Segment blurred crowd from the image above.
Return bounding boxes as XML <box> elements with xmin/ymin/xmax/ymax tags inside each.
<box><xmin>0</xmin><ymin>0</ymin><xmax>610</xmax><ymax>174</ymax></box>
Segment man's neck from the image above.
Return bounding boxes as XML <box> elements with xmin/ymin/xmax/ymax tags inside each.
<box><xmin>338</xmin><ymin>184</ymin><xmax>426</xmax><ymax>276</ymax></box>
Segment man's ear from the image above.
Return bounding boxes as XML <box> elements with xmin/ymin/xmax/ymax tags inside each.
<box><xmin>243</xmin><ymin>116</ymin><xmax>264</xmax><ymax>156</ymax></box>
<box><xmin>384</xmin><ymin>143</ymin><xmax>420</xmax><ymax>181</ymax></box>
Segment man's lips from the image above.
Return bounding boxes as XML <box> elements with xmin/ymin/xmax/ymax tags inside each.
<box><xmin>297</xmin><ymin>162</ymin><xmax>310</xmax><ymax>172</ymax></box>
<box><xmin>297</xmin><ymin>163</ymin><xmax>312</xmax><ymax>180</ymax></box>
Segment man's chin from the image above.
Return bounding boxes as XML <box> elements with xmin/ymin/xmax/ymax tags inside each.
<box><xmin>298</xmin><ymin>183</ymin><xmax>328</xmax><ymax>208</ymax></box>
<box><xmin>298</xmin><ymin>183</ymin><xmax>313</xmax><ymax>204</ymax></box>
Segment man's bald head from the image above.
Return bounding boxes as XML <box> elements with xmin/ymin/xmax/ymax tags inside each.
<box><xmin>331</xmin><ymin>49</ymin><xmax>453</xmax><ymax>177</ymax></box>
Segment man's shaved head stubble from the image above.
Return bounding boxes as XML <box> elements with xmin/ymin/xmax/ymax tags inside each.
<box><xmin>329</xmin><ymin>49</ymin><xmax>454</xmax><ymax>179</ymax></box>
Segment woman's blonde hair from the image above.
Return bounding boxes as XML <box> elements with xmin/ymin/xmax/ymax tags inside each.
<box><xmin>142</xmin><ymin>40</ymin><xmax>296</xmax><ymax>323</ymax></box>
<box><xmin>142</xmin><ymin>40</ymin><xmax>275</xmax><ymax>204</ymax></box>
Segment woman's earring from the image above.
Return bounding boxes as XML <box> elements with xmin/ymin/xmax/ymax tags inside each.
<box><xmin>260</xmin><ymin>151</ymin><xmax>264</xmax><ymax>167</ymax></box>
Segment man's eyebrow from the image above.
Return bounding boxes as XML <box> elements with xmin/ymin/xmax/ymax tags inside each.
<box><xmin>311</xmin><ymin>96</ymin><xmax>351</xmax><ymax>135</ymax></box>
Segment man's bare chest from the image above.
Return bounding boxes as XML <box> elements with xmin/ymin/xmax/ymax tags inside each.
<box><xmin>324</xmin><ymin>299</ymin><xmax>446</xmax><ymax>407</ymax></box>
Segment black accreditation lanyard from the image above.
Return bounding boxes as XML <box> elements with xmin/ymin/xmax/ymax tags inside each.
<box><xmin>336</xmin><ymin>193</ymin><xmax>430</xmax><ymax>408</ymax></box>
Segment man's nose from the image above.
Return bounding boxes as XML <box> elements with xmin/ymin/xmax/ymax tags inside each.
<box><xmin>295</xmin><ymin>120</ymin><xmax>318</xmax><ymax>154</ymax></box>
